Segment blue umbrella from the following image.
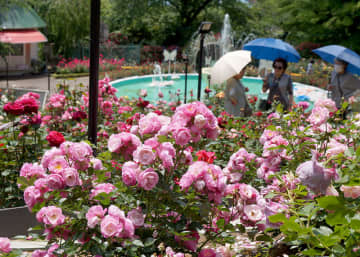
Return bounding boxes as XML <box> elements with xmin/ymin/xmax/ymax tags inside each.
<box><xmin>312</xmin><ymin>45</ymin><xmax>360</xmax><ymax>76</ymax></box>
<box><xmin>243</xmin><ymin>38</ymin><xmax>301</xmax><ymax>63</ymax></box>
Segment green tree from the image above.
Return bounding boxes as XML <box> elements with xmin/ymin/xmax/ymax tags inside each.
<box><xmin>26</xmin><ymin>0</ymin><xmax>91</xmax><ymax>56</ymax></box>
<box><xmin>276</xmin><ymin>0</ymin><xmax>360</xmax><ymax>52</ymax></box>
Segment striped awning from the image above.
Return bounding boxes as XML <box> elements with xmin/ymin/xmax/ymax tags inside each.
<box><xmin>0</xmin><ymin>29</ymin><xmax>47</xmax><ymax>44</ymax></box>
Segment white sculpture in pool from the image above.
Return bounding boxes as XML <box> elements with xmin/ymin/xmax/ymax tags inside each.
<box><xmin>149</xmin><ymin>63</ymin><xmax>174</xmax><ymax>87</ymax></box>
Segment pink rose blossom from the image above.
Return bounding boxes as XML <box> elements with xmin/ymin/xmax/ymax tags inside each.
<box><xmin>194</xmin><ymin>114</ymin><xmax>207</xmax><ymax>128</ymax></box>
<box><xmin>0</xmin><ymin>237</ymin><xmax>11</xmax><ymax>253</ymax></box>
<box><xmin>34</xmin><ymin>178</ymin><xmax>49</xmax><ymax>194</ymax></box>
<box><xmin>138</xmin><ymin>168</ymin><xmax>159</xmax><ymax>190</ymax></box>
<box><xmin>340</xmin><ymin>185</ymin><xmax>360</xmax><ymax>199</ymax></box>
<box><xmin>38</xmin><ymin>206</ymin><xmax>65</xmax><ymax>227</ymax></box>
<box><xmin>100</xmin><ymin>215</ymin><xmax>121</xmax><ymax>238</ymax></box>
<box><xmin>108</xmin><ymin>205</ymin><xmax>126</xmax><ymax>220</ymax></box>
<box><xmin>122</xmin><ymin>161</ymin><xmax>140</xmax><ymax>186</ymax></box>
<box><xmin>144</xmin><ymin>137</ymin><xmax>160</xmax><ymax>149</ymax></box>
<box><xmin>243</xmin><ymin>204</ymin><xmax>264</xmax><ymax>223</ymax></box>
<box><xmin>63</xmin><ymin>168</ymin><xmax>81</xmax><ymax>187</ymax></box>
<box><xmin>199</xmin><ymin>248</ymin><xmax>217</xmax><ymax>257</ymax></box>
<box><xmin>138</xmin><ymin>112</ymin><xmax>162</xmax><ymax>136</ymax></box>
<box><xmin>127</xmin><ymin>208</ymin><xmax>145</xmax><ymax>228</ymax></box>
<box><xmin>41</xmin><ymin>148</ymin><xmax>63</xmax><ymax>169</ymax></box>
<box><xmin>48</xmin><ymin>156</ymin><xmax>69</xmax><ymax>174</ymax></box>
<box><xmin>108</xmin><ymin>132</ymin><xmax>141</xmax><ymax>160</ymax></box>
<box><xmin>315</xmin><ymin>98</ymin><xmax>337</xmax><ymax>113</ymax></box>
<box><xmin>46</xmin><ymin>174</ymin><xmax>65</xmax><ymax>190</ymax></box>
<box><xmin>173</xmin><ymin>127</ymin><xmax>192</xmax><ymax>146</ymax></box>
<box><xmin>90</xmin><ymin>183</ymin><xmax>116</xmax><ymax>199</ymax></box>
<box><xmin>308</xmin><ymin>106</ymin><xmax>330</xmax><ymax>126</ymax></box>
<box><xmin>86</xmin><ymin>205</ymin><xmax>107</xmax><ymax>228</ymax></box>
<box><xmin>326</xmin><ymin>139</ymin><xmax>348</xmax><ymax>158</ymax></box>
<box><xmin>20</xmin><ymin>163</ymin><xmax>46</xmax><ymax>179</ymax></box>
<box><xmin>31</xmin><ymin>250</ymin><xmax>47</xmax><ymax>257</ymax></box>
<box><xmin>24</xmin><ymin>186</ymin><xmax>42</xmax><ymax>209</ymax></box>
<box><xmin>133</xmin><ymin>145</ymin><xmax>156</xmax><ymax>165</ymax></box>
<box><xmin>296</xmin><ymin>157</ymin><xmax>336</xmax><ymax>194</ymax></box>
<box><xmin>174</xmin><ymin>231</ymin><xmax>199</xmax><ymax>252</ymax></box>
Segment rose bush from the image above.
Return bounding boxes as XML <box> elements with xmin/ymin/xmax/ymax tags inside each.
<box><xmin>1</xmin><ymin>77</ymin><xmax>360</xmax><ymax>256</ymax></box>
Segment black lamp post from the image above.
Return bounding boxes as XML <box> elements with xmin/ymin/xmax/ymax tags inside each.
<box><xmin>183</xmin><ymin>54</ymin><xmax>189</xmax><ymax>103</ymax></box>
<box><xmin>88</xmin><ymin>0</ymin><xmax>101</xmax><ymax>146</ymax></box>
<box><xmin>197</xmin><ymin>22</ymin><xmax>212</xmax><ymax>101</ymax></box>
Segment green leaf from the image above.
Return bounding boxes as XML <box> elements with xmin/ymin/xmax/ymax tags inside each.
<box><xmin>132</xmin><ymin>239</ymin><xmax>144</xmax><ymax>247</ymax></box>
<box><xmin>326</xmin><ymin>210</ymin><xmax>348</xmax><ymax>226</ymax></box>
<box><xmin>302</xmin><ymin>248</ymin><xmax>323</xmax><ymax>256</ymax></box>
<box><xmin>356</xmin><ymin>146</ymin><xmax>360</xmax><ymax>158</ymax></box>
<box><xmin>216</xmin><ymin>218</ymin><xmax>225</xmax><ymax>229</ymax></box>
<box><xmin>312</xmin><ymin>226</ymin><xmax>333</xmax><ymax>236</ymax></box>
<box><xmin>144</xmin><ymin>237</ymin><xmax>156</xmax><ymax>247</ymax></box>
<box><xmin>256</xmin><ymin>234</ymin><xmax>273</xmax><ymax>242</ymax></box>
<box><xmin>157</xmin><ymin>135</ymin><xmax>168</xmax><ymax>143</ymax></box>
<box><xmin>349</xmin><ymin>215</ymin><xmax>360</xmax><ymax>229</ymax></box>
<box><xmin>268</xmin><ymin>213</ymin><xmax>287</xmax><ymax>223</ymax></box>
<box><xmin>316</xmin><ymin>196</ymin><xmax>343</xmax><ymax>210</ymax></box>
<box><xmin>1</xmin><ymin>170</ymin><xmax>10</xmax><ymax>176</ymax></box>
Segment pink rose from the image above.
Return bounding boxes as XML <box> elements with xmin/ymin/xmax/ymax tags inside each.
<box><xmin>173</xmin><ymin>127</ymin><xmax>192</xmax><ymax>146</ymax></box>
<box><xmin>20</xmin><ymin>163</ymin><xmax>46</xmax><ymax>179</ymax></box>
<box><xmin>108</xmin><ymin>133</ymin><xmax>141</xmax><ymax>160</ymax></box>
<box><xmin>31</xmin><ymin>250</ymin><xmax>47</xmax><ymax>257</ymax></box>
<box><xmin>24</xmin><ymin>186</ymin><xmax>41</xmax><ymax>209</ymax></box>
<box><xmin>174</xmin><ymin>231</ymin><xmax>199</xmax><ymax>252</ymax></box>
<box><xmin>308</xmin><ymin>106</ymin><xmax>330</xmax><ymax>126</ymax></box>
<box><xmin>108</xmin><ymin>205</ymin><xmax>125</xmax><ymax>220</ymax></box>
<box><xmin>199</xmin><ymin>248</ymin><xmax>217</xmax><ymax>257</ymax></box>
<box><xmin>67</xmin><ymin>141</ymin><xmax>92</xmax><ymax>165</ymax></box>
<box><xmin>340</xmin><ymin>185</ymin><xmax>360</xmax><ymax>199</ymax></box>
<box><xmin>48</xmin><ymin>156</ymin><xmax>69</xmax><ymax>174</ymax></box>
<box><xmin>243</xmin><ymin>204</ymin><xmax>264</xmax><ymax>222</ymax></box>
<box><xmin>296</xmin><ymin>157</ymin><xmax>336</xmax><ymax>194</ymax></box>
<box><xmin>122</xmin><ymin>161</ymin><xmax>140</xmax><ymax>186</ymax></box>
<box><xmin>133</xmin><ymin>145</ymin><xmax>155</xmax><ymax>165</ymax></box>
<box><xmin>100</xmin><ymin>215</ymin><xmax>121</xmax><ymax>238</ymax></box>
<box><xmin>41</xmin><ymin>148</ymin><xmax>63</xmax><ymax>169</ymax></box>
<box><xmin>86</xmin><ymin>205</ymin><xmax>107</xmax><ymax>228</ymax></box>
<box><xmin>46</xmin><ymin>174</ymin><xmax>65</xmax><ymax>190</ymax></box>
<box><xmin>38</xmin><ymin>206</ymin><xmax>65</xmax><ymax>227</ymax></box>
<box><xmin>138</xmin><ymin>112</ymin><xmax>162</xmax><ymax>136</ymax></box>
<box><xmin>127</xmin><ymin>208</ymin><xmax>145</xmax><ymax>228</ymax></box>
<box><xmin>194</xmin><ymin>114</ymin><xmax>207</xmax><ymax>128</ymax></box>
<box><xmin>63</xmin><ymin>168</ymin><xmax>81</xmax><ymax>187</ymax></box>
<box><xmin>138</xmin><ymin>168</ymin><xmax>159</xmax><ymax>190</ymax></box>
<box><xmin>90</xmin><ymin>183</ymin><xmax>116</xmax><ymax>199</ymax></box>
<box><xmin>0</xmin><ymin>237</ymin><xmax>11</xmax><ymax>253</ymax></box>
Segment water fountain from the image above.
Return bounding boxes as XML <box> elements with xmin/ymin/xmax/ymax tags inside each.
<box><xmin>220</xmin><ymin>14</ymin><xmax>234</xmax><ymax>56</ymax></box>
<box><xmin>187</xmin><ymin>13</ymin><xmax>237</xmax><ymax>70</ymax></box>
<box><xmin>149</xmin><ymin>63</ymin><xmax>174</xmax><ymax>87</ymax></box>
<box><xmin>236</xmin><ymin>32</ymin><xmax>256</xmax><ymax>49</ymax></box>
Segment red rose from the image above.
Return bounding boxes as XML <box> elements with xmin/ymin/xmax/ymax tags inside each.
<box><xmin>72</xmin><ymin>111</ymin><xmax>87</xmax><ymax>121</ymax></box>
<box><xmin>255</xmin><ymin>111</ymin><xmax>263</xmax><ymax>117</ymax></box>
<box><xmin>196</xmin><ymin>150</ymin><xmax>216</xmax><ymax>164</ymax></box>
<box><xmin>15</xmin><ymin>98</ymin><xmax>39</xmax><ymax>114</ymax></box>
<box><xmin>46</xmin><ymin>131</ymin><xmax>65</xmax><ymax>147</ymax></box>
<box><xmin>3</xmin><ymin>102</ymin><xmax>24</xmax><ymax>116</ymax></box>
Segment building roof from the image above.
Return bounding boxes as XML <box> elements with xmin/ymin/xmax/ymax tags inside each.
<box><xmin>0</xmin><ymin>4</ymin><xmax>46</xmax><ymax>30</ymax></box>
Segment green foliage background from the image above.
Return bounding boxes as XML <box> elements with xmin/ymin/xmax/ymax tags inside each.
<box><xmin>3</xmin><ymin>0</ymin><xmax>360</xmax><ymax>57</ymax></box>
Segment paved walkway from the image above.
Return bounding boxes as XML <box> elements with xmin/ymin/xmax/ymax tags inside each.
<box><xmin>0</xmin><ymin>74</ymin><xmax>89</xmax><ymax>95</ymax></box>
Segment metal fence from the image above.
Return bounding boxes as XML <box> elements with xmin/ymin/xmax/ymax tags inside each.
<box><xmin>71</xmin><ymin>45</ymin><xmax>141</xmax><ymax>65</ymax></box>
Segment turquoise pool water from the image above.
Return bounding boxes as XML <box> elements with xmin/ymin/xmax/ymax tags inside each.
<box><xmin>111</xmin><ymin>74</ymin><xmax>266</xmax><ymax>103</ymax></box>
<box><xmin>111</xmin><ymin>74</ymin><xmax>327</xmax><ymax>110</ymax></box>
